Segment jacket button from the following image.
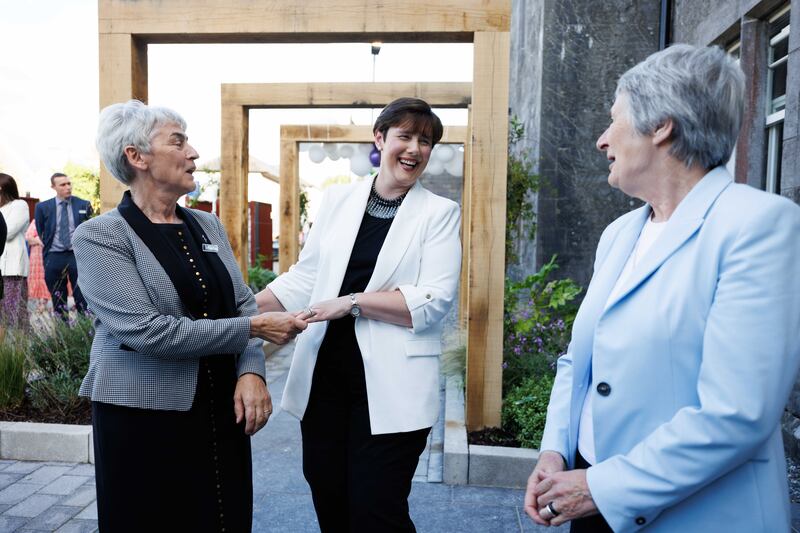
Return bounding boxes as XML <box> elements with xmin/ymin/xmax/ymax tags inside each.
<box><xmin>635</xmin><ymin>516</ymin><xmax>646</xmax><ymax>525</ymax></box>
<box><xmin>596</xmin><ymin>382</ymin><xmax>611</xmax><ymax>396</ymax></box>
<box><xmin>425</xmin><ymin>293</ymin><xmax>432</xmax><ymax>299</ymax></box>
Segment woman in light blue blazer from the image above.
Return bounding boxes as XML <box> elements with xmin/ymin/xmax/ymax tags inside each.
<box><xmin>524</xmin><ymin>45</ymin><xmax>800</xmax><ymax>532</ymax></box>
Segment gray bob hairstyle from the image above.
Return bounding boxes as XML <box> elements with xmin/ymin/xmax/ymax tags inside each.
<box><xmin>617</xmin><ymin>44</ymin><xmax>745</xmax><ymax>170</ymax></box>
<box><xmin>96</xmin><ymin>100</ymin><xmax>187</xmax><ymax>185</ymax></box>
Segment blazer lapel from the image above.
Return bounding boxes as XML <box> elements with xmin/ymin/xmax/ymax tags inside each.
<box><xmin>604</xmin><ymin>167</ymin><xmax>733</xmax><ymax>311</ymax></box>
<box><xmin>365</xmin><ymin>180</ymin><xmax>426</xmax><ymax>292</ymax></box>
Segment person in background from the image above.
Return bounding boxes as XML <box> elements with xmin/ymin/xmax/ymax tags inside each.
<box><xmin>0</xmin><ymin>173</ymin><xmax>31</xmax><ymax>333</ymax></box>
<box><xmin>34</xmin><ymin>172</ymin><xmax>92</xmax><ymax>317</ymax></box>
<box><xmin>524</xmin><ymin>44</ymin><xmax>800</xmax><ymax>532</ymax></box>
<box><xmin>75</xmin><ymin>99</ymin><xmax>308</xmax><ymax>533</ymax></box>
<box><xmin>25</xmin><ymin>219</ymin><xmax>53</xmax><ymax>312</ymax></box>
<box><xmin>256</xmin><ymin>97</ymin><xmax>462</xmax><ymax>532</ymax></box>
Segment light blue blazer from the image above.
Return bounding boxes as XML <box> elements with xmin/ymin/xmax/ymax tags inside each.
<box><xmin>540</xmin><ymin>167</ymin><xmax>800</xmax><ymax>532</ymax></box>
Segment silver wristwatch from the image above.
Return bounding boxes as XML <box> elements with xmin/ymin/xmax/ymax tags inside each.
<box><xmin>349</xmin><ymin>293</ymin><xmax>361</xmax><ymax>317</ymax></box>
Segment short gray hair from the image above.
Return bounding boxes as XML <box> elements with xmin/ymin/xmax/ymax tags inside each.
<box><xmin>617</xmin><ymin>44</ymin><xmax>745</xmax><ymax>170</ymax></box>
<box><xmin>96</xmin><ymin>100</ymin><xmax>187</xmax><ymax>185</ymax></box>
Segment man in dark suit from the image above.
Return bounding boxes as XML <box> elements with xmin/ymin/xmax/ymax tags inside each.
<box><xmin>34</xmin><ymin>172</ymin><xmax>93</xmax><ymax>317</ymax></box>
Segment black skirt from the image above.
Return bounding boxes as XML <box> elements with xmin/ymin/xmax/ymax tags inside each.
<box><xmin>92</xmin><ymin>355</ymin><xmax>253</xmax><ymax>533</ymax></box>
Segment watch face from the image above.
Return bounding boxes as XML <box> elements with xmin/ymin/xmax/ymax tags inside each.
<box><xmin>350</xmin><ymin>305</ymin><xmax>361</xmax><ymax>317</ymax></box>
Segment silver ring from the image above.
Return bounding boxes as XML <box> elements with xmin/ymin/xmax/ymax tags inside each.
<box><xmin>304</xmin><ymin>306</ymin><xmax>316</xmax><ymax>317</ymax></box>
<box><xmin>546</xmin><ymin>502</ymin><xmax>560</xmax><ymax>517</ymax></box>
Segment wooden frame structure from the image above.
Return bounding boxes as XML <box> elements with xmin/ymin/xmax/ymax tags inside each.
<box><xmin>98</xmin><ymin>0</ymin><xmax>510</xmax><ymax>429</ymax></box>
<box><xmin>279</xmin><ymin>124</ymin><xmax>469</xmax><ymax>322</ymax></box>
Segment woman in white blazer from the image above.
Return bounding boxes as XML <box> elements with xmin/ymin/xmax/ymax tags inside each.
<box><xmin>0</xmin><ymin>173</ymin><xmax>30</xmax><ymax>332</ymax></box>
<box><xmin>256</xmin><ymin>98</ymin><xmax>461</xmax><ymax>532</ymax></box>
<box><xmin>524</xmin><ymin>45</ymin><xmax>800</xmax><ymax>532</ymax></box>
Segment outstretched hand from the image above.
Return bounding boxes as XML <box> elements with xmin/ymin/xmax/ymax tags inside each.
<box><xmin>249</xmin><ymin>311</ymin><xmax>308</xmax><ymax>344</ymax></box>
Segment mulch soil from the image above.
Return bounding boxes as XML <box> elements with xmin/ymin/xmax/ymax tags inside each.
<box><xmin>0</xmin><ymin>396</ymin><xmax>92</xmax><ymax>425</ymax></box>
<box><xmin>467</xmin><ymin>426</ymin><xmax>521</xmax><ymax>448</ymax></box>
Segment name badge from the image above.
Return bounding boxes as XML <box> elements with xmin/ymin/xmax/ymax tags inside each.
<box><xmin>202</xmin><ymin>243</ymin><xmax>219</xmax><ymax>253</ymax></box>
<box><xmin>78</xmin><ymin>209</ymin><xmax>87</xmax><ymax>214</ymax></box>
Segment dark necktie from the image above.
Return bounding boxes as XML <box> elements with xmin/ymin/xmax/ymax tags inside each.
<box><xmin>59</xmin><ymin>201</ymin><xmax>71</xmax><ymax>249</ymax></box>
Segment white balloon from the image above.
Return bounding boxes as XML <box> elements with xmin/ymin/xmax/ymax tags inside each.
<box><xmin>446</xmin><ymin>153</ymin><xmax>464</xmax><ymax>177</ymax></box>
<box><xmin>435</xmin><ymin>144</ymin><xmax>455</xmax><ymax>163</ymax></box>
<box><xmin>338</xmin><ymin>144</ymin><xmax>355</xmax><ymax>159</ymax></box>
<box><xmin>323</xmin><ymin>143</ymin><xmax>339</xmax><ymax>160</ymax></box>
<box><xmin>299</xmin><ymin>143</ymin><xmax>311</xmax><ymax>153</ymax></box>
<box><xmin>350</xmin><ymin>154</ymin><xmax>373</xmax><ymax>177</ymax></box>
<box><xmin>308</xmin><ymin>145</ymin><xmax>326</xmax><ymax>164</ymax></box>
<box><xmin>358</xmin><ymin>143</ymin><xmax>374</xmax><ymax>155</ymax></box>
<box><xmin>425</xmin><ymin>159</ymin><xmax>444</xmax><ymax>176</ymax></box>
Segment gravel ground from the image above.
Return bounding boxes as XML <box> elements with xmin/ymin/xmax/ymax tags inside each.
<box><xmin>788</xmin><ymin>456</ymin><xmax>800</xmax><ymax>502</ymax></box>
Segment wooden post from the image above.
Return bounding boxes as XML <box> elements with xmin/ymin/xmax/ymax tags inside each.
<box><xmin>97</xmin><ymin>33</ymin><xmax>147</xmax><ymax>212</ymax></box>
<box><xmin>466</xmin><ymin>32</ymin><xmax>510</xmax><ymax>430</ymax></box>
<box><xmin>219</xmin><ymin>102</ymin><xmax>249</xmax><ymax>276</ymax></box>
<box><xmin>278</xmin><ymin>128</ymin><xmax>300</xmax><ymax>273</ymax></box>
<box><xmin>460</xmin><ymin>106</ymin><xmax>473</xmax><ymax>328</ymax></box>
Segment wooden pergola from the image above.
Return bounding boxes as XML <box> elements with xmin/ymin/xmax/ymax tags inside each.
<box><xmin>278</xmin><ymin>123</ymin><xmax>470</xmax><ymax>324</ymax></box>
<box><xmin>98</xmin><ymin>0</ymin><xmax>510</xmax><ymax>430</ymax></box>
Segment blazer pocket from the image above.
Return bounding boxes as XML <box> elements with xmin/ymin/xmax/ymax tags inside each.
<box><xmin>405</xmin><ymin>339</ymin><xmax>442</xmax><ymax>357</ymax></box>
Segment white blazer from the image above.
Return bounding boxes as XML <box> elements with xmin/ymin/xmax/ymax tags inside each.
<box><xmin>0</xmin><ymin>199</ymin><xmax>30</xmax><ymax>277</ymax></box>
<box><xmin>268</xmin><ymin>178</ymin><xmax>462</xmax><ymax>434</ymax></box>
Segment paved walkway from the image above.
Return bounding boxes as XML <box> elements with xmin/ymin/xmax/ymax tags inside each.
<box><xmin>3</xmin><ymin>344</ymin><xmax>800</xmax><ymax>532</ymax></box>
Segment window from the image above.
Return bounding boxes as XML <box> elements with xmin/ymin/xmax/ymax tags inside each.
<box><xmin>765</xmin><ymin>5</ymin><xmax>790</xmax><ymax>194</ymax></box>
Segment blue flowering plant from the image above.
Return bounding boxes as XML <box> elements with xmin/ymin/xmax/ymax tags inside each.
<box><xmin>503</xmin><ymin>255</ymin><xmax>582</xmax><ymax>392</ymax></box>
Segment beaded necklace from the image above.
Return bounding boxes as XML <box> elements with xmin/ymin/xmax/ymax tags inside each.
<box><xmin>366</xmin><ymin>177</ymin><xmax>406</xmax><ymax>219</ymax></box>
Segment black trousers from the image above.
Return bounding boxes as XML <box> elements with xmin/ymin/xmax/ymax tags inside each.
<box><xmin>43</xmin><ymin>250</ymin><xmax>86</xmax><ymax>317</ymax></box>
<box><xmin>570</xmin><ymin>451</ymin><xmax>613</xmax><ymax>533</ymax></box>
<box><xmin>301</xmin><ymin>324</ymin><xmax>429</xmax><ymax>533</ymax></box>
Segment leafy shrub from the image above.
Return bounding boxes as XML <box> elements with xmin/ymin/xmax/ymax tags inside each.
<box><xmin>502</xmin><ymin>373</ymin><xmax>556</xmax><ymax>449</ymax></box>
<box><xmin>0</xmin><ymin>333</ymin><xmax>27</xmax><ymax>408</ymax></box>
<box><xmin>247</xmin><ymin>256</ymin><xmax>277</xmax><ymax>294</ymax></box>
<box><xmin>503</xmin><ymin>255</ymin><xmax>581</xmax><ymax>392</ymax></box>
<box><xmin>440</xmin><ymin>328</ymin><xmax>466</xmax><ymax>381</ymax></box>
<box><xmin>26</xmin><ymin>313</ymin><xmax>94</xmax><ymax>414</ymax></box>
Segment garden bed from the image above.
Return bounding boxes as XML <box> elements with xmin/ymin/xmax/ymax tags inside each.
<box><xmin>0</xmin><ymin>395</ymin><xmax>91</xmax><ymax>425</ymax></box>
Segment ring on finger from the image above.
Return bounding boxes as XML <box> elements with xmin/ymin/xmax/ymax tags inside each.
<box><xmin>546</xmin><ymin>501</ymin><xmax>560</xmax><ymax>517</ymax></box>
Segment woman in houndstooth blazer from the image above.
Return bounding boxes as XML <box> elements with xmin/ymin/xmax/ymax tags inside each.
<box><xmin>74</xmin><ymin>100</ymin><xmax>308</xmax><ymax>533</ymax></box>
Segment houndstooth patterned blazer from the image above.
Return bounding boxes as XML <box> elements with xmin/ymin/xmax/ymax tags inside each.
<box><xmin>73</xmin><ymin>208</ymin><xmax>265</xmax><ymax>411</ymax></box>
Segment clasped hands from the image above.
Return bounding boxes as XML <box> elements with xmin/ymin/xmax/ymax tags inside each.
<box><xmin>524</xmin><ymin>451</ymin><xmax>599</xmax><ymax>527</ymax></box>
<box><xmin>248</xmin><ymin>296</ymin><xmax>353</xmax><ymax>345</ymax></box>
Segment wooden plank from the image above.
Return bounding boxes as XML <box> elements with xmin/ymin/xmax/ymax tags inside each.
<box><xmin>98</xmin><ymin>33</ymin><xmax>147</xmax><ymax>212</ymax></box>
<box><xmin>465</xmin><ymin>32</ymin><xmax>510</xmax><ymax>431</ymax></box>
<box><xmin>223</xmin><ymin>82</ymin><xmax>472</xmax><ymax>108</ymax></box>
<box><xmin>219</xmin><ymin>104</ymin><xmax>250</xmax><ymax>275</ymax></box>
<box><xmin>278</xmin><ymin>136</ymin><xmax>300</xmax><ymax>272</ymax></box>
<box><xmin>99</xmin><ymin>0</ymin><xmax>510</xmax><ymax>35</ymax></box>
<box><xmin>460</xmin><ymin>106</ymin><xmax>473</xmax><ymax>328</ymax></box>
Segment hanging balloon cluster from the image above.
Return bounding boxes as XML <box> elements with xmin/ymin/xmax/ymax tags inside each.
<box><xmin>305</xmin><ymin>142</ymin><xmax>464</xmax><ymax>178</ymax></box>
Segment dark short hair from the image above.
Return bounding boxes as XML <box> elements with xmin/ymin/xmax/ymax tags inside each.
<box><xmin>0</xmin><ymin>173</ymin><xmax>20</xmax><ymax>205</ymax></box>
<box><xmin>373</xmin><ymin>97</ymin><xmax>444</xmax><ymax>147</ymax></box>
<box><xmin>50</xmin><ymin>172</ymin><xmax>68</xmax><ymax>186</ymax></box>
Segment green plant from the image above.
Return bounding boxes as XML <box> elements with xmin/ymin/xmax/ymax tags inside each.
<box><xmin>247</xmin><ymin>256</ymin><xmax>277</xmax><ymax>293</ymax></box>
<box><xmin>502</xmin><ymin>373</ymin><xmax>556</xmax><ymax>449</ymax></box>
<box><xmin>0</xmin><ymin>333</ymin><xmax>27</xmax><ymax>408</ymax></box>
<box><xmin>506</xmin><ymin>116</ymin><xmax>540</xmax><ymax>265</ymax></box>
<box><xmin>26</xmin><ymin>314</ymin><xmax>94</xmax><ymax>415</ymax></box>
<box><xmin>503</xmin><ymin>255</ymin><xmax>581</xmax><ymax>391</ymax></box>
<box><xmin>440</xmin><ymin>328</ymin><xmax>466</xmax><ymax>382</ymax></box>
<box><xmin>187</xmin><ymin>175</ymin><xmax>220</xmax><ymax>208</ymax></box>
<box><xmin>299</xmin><ymin>187</ymin><xmax>310</xmax><ymax>229</ymax></box>
<box><xmin>63</xmin><ymin>162</ymin><xmax>100</xmax><ymax>214</ymax></box>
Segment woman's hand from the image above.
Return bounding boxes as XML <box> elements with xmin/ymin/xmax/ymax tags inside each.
<box><xmin>234</xmin><ymin>373</ymin><xmax>272</xmax><ymax>435</ymax></box>
<box><xmin>531</xmin><ymin>467</ymin><xmax>599</xmax><ymax>527</ymax></box>
<box><xmin>303</xmin><ymin>296</ymin><xmax>351</xmax><ymax>323</ymax></box>
<box><xmin>249</xmin><ymin>312</ymin><xmax>308</xmax><ymax>344</ymax></box>
<box><xmin>524</xmin><ymin>450</ymin><xmax>567</xmax><ymax>525</ymax></box>
<box><xmin>26</xmin><ymin>235</ymin><xmax>43</xmax><ymax>247</ymax></box>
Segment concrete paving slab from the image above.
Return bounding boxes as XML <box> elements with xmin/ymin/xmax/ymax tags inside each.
<box><xmin>0</xmin><ymin>482</ymin><xmax>43</xmax><ymax>505</ymax></box>
<box><xmin>408</xmin><ymin>480</ymin><xmax>453</xmax><ymax>503</ymax></box>
<box><xmin>55</xmin><ymin>518</ymin><xmax>99</xmax><ymax>533</ymax></box>
<box><xmin>0</xmin><ymin>473</ymin><xmax>23</xmax><ymax>492</ymax></box>
<box><xmin>253</xmin><ymin>492</ymin><xmax>319</xmax><ymax>532</ymax></box>
<box><xmin>452</xmin><ymin>485</ymin><xmax>527</xmax><ymax>508</ymax></box>
<box><xmin>3</xmin><ymin>462</ymin><xmax>42</xmax><ymax>475</ymax></box>
<box><xmin>22</xmin><ymin>465</ymin><xmax>73</xmax><ymax>485</ymax></box>
<box><xmin>61</xmin><ymin>486</ymin><xmax>97</xmax><ymax>508</ymax></box>
<box><xmin>17</xmin><ymin>505</ymin><xmax>80</xmax><ymax>530</ymax></box>
<box><xmin>39</xmin><ymin>475</ymin><xmax>91</xmax><ymax>496</ymax></box>
<box><xmin>5</xmin><ymin>493</ymin><xmax>60</xmax><ymax>517</ymax></box>
<box><xmin>75</xmin><ymin>501</ymin><xmax>97</xmax><ymax>520</ymax></box>
<box><xmin>0</xmin><ymin>515</ymin><xmax>28</xmax><ymax>532</ymax></box>
<box><xmin>410</xmin><ymin>500</ymin><xmax>523</xmax><ymax>533</ymax></box>
<box><xmin>54</xmin><ymin>519</ymin><xmax>99</xmax><ymax>533</ymax></box>
<box><xmin>67</xmin><ymin>464</ymin><xmax>95</xmax><ymax>477</ymax></box>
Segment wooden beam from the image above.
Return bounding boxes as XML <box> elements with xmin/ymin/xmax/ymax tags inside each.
<box><xmin>99</xmin><ymin>0</ymin><xmax>510</xmax><ymax>36</ymax></box>
<box><xmin>98</xmin><ymin>33</ymin><xmax>148</xmax><ymax>212</ymax></box>
<box><xmin>219</xmin><ymin>104</ymin><xmax>250</xmax><ymax>275</ymax></box>
<box><xmin>277</xmin><ymin>125</ymin><xmax>468</xmax><ymax>270</ymax></box>
<box><xmin>460</xmin><ymin>106</ymin><xmax>473</xmax><ymax>328</ymax></box>
<box><xmin>223</xmin><ymin>82</ymin><xmax>472</xmax><ymax>108</ymax></box>
<box><xmin>466</xmin><ymin>32</ymin><xmax>510</xmax><ymax>430</ymax></box>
